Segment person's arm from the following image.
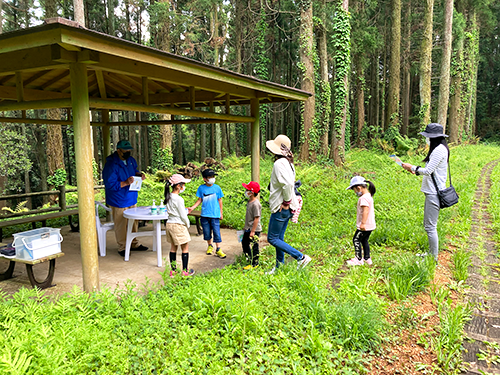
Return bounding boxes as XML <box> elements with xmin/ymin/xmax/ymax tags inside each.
<box><xmin>403</xmin><ymin>147</ymin><xmax>447</xmax><ymax>176</ymax></box>
<box><xmin>250</xmin><ymin>216</ymin><xmax>260</xmax><ymax>237</ymax></box>
<box><xmin>178</xmin><ymin>197</ymin><xmax>190</xmax><ymax>228</ymax></box>
<box><xmin>103</xmin><ymin>163</ymin><xmax>132</xmax><ymax>191</ymax></box>
<box><xmin>360</xmin><ymin>206</ymin><xmax>369</xmax><ymax>231</ymax></box>
<box><xmin>219</xmin><ymin>198</ymin><xmax>223</xmax><ymax>220</ymax></box>
<box><xmin>188</xmin><ymin>197</ymin><xmax>202</xmax><ymax>213</ymax></box>
<box><xmin>275</xmin><ymin>161</ymin><xmax>295</xmax><ymax>209</ymax></box>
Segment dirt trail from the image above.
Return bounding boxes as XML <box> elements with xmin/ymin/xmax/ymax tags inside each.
<box><xmin>462</xmin><ymin>158</ymin><xmax>500</xmax><ymax>374</ymax></box>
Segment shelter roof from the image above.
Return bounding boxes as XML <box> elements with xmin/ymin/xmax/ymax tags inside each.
<box><xmin>0</xmin><ymin>18</ymin><xmax>310</xmax><ymax>118</ymax></box>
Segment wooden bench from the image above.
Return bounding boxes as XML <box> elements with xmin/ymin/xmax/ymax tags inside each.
<box><xmin>0</xmin><ymin>252</ymin><xmax>65</xmax><ymax>289</ymax></box>
<box><xmin>188</xmin><ymin>210</ymin><xmax>202</xmax><ymax>236</ymax></box>
<box><xmin>0</xmin><ymin>209</ymin><xmax>79</xmax><ymax>242</ymax></box>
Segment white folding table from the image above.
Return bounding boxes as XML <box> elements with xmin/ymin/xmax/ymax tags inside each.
<box><xmin>123</xmin><ymin>206</ymin><xmax>168</xmax><ymax>267</ymax></box>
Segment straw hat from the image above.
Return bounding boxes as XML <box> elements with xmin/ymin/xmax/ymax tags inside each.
<box><xmin>266</xmin><ymin>134</ymin><xmax>291</xmax><ymax>155</ymax></box>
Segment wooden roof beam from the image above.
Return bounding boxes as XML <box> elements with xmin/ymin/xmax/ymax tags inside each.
<box><xmin>0</xmin><ymin>85</ymin><xmax>70</xmax><ymax>101</ymax></box>
<box><xmin>24</xmin><ymin>70</ymin><xmax>52</xmax><ymax>86</ymax></box>
<box><xmin>88</xmin><ymin>98</ymin><xmax>255</xmax><ymax>123</ymax></box>
<box><xmin>0</xmin><ymin>98</ymin><xmax>72</xmax><ymax>111</ymax></box>
<box><xmin>96</xmin><ymin>70</ymin><xmax>106</xmax><ymax>98</ymax></box>
<box><xmin>39</xmin><ymin>70</ymin><xmax>70</xmax><ymax>90</ymax></box>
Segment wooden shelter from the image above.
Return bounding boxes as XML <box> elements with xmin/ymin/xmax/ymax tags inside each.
<box><xmin>0</xmin><ymin>18</ymin><xmax>311</xmax><ymax>292</ymax></box>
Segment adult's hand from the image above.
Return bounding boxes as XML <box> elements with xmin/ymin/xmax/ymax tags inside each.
<box><xmin>279</xmin><ymin>203</ymin><xmax>290</xmax><ymax>212</ymax></box>
<box><xmin>120</xmin><ymin>176</ymin><xmax>134</xmax><ymax>188</ymax></box>
<box><xmin>402</xmin><ymin>163</ymin><xmax>415</xmax><ymax>174</ymax></box>
<box><xmin>141</xmin><ymin>173</ymin><xmax>146</xmax><ymax>180</ymax></box>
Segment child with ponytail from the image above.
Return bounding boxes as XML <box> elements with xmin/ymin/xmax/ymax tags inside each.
<box><xmin>346</xmin><ymin>176</ymin><xmax>377</xmax><ymax>266</ymax></box>
<box><xmin>164</xmin><ymin>174</ymin><xmax>194</xmax><ymax>276</ymax></box>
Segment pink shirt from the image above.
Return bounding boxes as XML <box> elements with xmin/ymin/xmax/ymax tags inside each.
<box><xmin>357</xmin><ymin>193</ymin><xmax>376</xmax><ymax>231</ymax></box>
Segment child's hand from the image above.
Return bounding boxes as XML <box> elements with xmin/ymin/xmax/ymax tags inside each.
<box><xmin>250</xmin><ymin>231</ymin><xmax>255</xmax><ymax>237</ymax></box>
<box><xmin>360</xmin><ymin>224</ymin><xmax>366</xmax><ymax>231</ymax></box>
<box><xmin>220</xmin><ymin>213</ymin><xmax>223</xmax><ymax>220</ymax></box>
<box><xmin>187</xmin><ymin>207</ymin><xmax>193</xmax><ymax>214</ymax></box>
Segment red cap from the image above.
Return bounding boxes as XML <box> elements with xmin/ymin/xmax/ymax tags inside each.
<box><xmin>242</xmin><ymin>181</ymin><xmax>260</xmax><ymax>193</ymax></box>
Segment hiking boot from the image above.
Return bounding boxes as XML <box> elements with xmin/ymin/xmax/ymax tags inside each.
<box><xmin>182</xmin><ymin>269</ymin><xmax>195</xmax><ymax>277</ymax></box>
<box><xmin>364</xmin><ymin>258</ymin><xmax>373</xmax><ymax>266</ymax></box>
<box><xmin>215</xmin><ymin>248</ymin><xmax>227</xmax><ymax>259</ymax></box>
<box><xmin>346</xmin><ymin>257</ymin><xmax>364</xmax><ymax>266</ymax></box>
<box><xmin>297</xmin><ymin>254</ymin><xmax>312</xmax><ymax>269</ymax></box>
<box><xmin>206</xmin><ymin>244</ymin><xmax>214</xmax><ymax>255</ymax></box>
<box><xmin>131</xmin><ymin>245</ymin><xmax>148</xmax><ymax>251</ymax></box>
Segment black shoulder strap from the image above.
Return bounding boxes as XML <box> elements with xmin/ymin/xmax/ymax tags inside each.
<box><xmin>431</xmin><ymin>160</ymin><xmax>452</xmax><ymax>191</ymax></box>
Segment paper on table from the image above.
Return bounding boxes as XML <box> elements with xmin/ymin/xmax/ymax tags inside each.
<box><xmin>389</xmin><ymin>154</ymin><xmax>403</xmax><ymax>167</ymax></box>
<box><xmin>129</xmin><ymin>176</ymin><xmax>143</xmax><ymax>191</ymax></box>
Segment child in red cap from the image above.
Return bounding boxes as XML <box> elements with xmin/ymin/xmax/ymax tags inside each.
<box><xmin>242</xmin><ymin>181</ymin><xmax>262</xmax><ymax>270</ymax></box>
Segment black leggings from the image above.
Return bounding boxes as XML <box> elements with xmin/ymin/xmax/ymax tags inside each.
<box><xmin>353</xmin><ymin>230</ymin><xmax>372</xmax><ymax>260</ymax></box>
<box><xmin>242</xmin><ymin>230</ymin><xmax>260</xmax><ymax>266</ymax></box>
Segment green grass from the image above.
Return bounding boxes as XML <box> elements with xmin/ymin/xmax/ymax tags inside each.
<box><xmin>1</xmin><ymin>144</ymin><xmax>500</xmax><ymax>373</ymax></box>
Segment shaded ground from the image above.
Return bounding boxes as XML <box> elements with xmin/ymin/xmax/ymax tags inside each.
<box><xmin>0</xmin><ymin>223</ymin><xmax>259</xmax><ymax>296</ymax></box>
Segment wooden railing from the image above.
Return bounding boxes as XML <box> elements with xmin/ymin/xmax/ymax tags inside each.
<box><xmin>0</xmin><ymin>185</ymin><xmax>105</xmax><ymax>219</ymax></box>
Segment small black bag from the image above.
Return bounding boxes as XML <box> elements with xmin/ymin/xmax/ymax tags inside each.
<box><xmin>431</xmin><ymin>166</ymin><xmax>459</xmax><ymax>209</ymax></box>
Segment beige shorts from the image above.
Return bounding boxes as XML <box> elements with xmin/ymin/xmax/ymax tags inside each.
<box><xmin>165</xmin><ymin>223</ymin><xmax>191</xmax><ymax>246</ymax></box>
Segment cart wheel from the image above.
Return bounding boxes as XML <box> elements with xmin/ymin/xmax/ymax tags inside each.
<box><xmin>26</xmin><ymin>259</ymin><xmax>56</xmax><ymax>289</ymax></box>
<box><xmin>69</xmin><ymin>215</ymin><xmax>80</xmax><ymax>232</ymax></box>
<box><xmin>0</xmin><ymin>260</ymin><xmax>15</xmax><ymax>281</ymax></box>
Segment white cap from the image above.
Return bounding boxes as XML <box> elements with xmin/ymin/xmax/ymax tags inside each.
<box><xmin>346</xmin><ymin>176</ymin><xmax>366</xmax><ymax>190</ymax></box>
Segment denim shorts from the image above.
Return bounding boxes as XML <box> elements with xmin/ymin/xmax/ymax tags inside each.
<box><xmin>200</xmin><ymin>217</ymin><xmax>222</xmax><ymax>243</ymax></box>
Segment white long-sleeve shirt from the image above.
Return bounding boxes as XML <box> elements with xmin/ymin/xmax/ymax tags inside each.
<box><xmin>166</xmin><ymin>193</ymin><xmax>190</xmax><ymax>228</ymax></box>
<box><xmin>269</xmin><ymin>158</ymin><xmax>299</xmax><ymax>214</ymax></box>
<box><xmin>412</xmin><ymin>144</ymin><xmax>449</xmax><ymax>194</ymax></box>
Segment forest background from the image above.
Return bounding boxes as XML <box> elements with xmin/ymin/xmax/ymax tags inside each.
<box><xmin>0</xmin><ymin>0</ymin><xmax>499</xmax><ymax>200</ymax></box>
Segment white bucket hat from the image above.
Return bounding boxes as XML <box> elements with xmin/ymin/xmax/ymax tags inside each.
<box><xmin>266</xmin><ymin>134</ymin><xmax>291</xmax><ymax>155</ymax></box>
<box><xmin>346</xmin><ymin>176</ymin><xmax>366</xmax><ymax>190</ymax></box>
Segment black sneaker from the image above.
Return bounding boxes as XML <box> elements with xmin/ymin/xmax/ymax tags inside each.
<box><xmin>118</xmin><ymin>250</ymin><xmax>126</xmax><ymax>257</ymax></box>
<box><xmin>0</xmin><ymin>244</ymin><xmax>16</xmax><ymax>259</ymax></box>
<box><xmin>131</xmin><ymin>245</ymin><xmax>148</xmax><ymax>251</ymax></box>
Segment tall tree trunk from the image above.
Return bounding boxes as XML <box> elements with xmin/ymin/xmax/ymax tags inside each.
<box><xmin>21</xmin><ymin>124</ymin><xmax>32</xmax><ymax>209</ymax></box>
<box><xmin>401</xmin><ymin>0</ymin><xmax>411</xmax><ymax>135</ymax></box>
<box><xmin>107</xmin><ymin>0</ymin><xmax>114</xmax><ymax>35</ymax></box>
<box><xmin>0</xmin><ymin>0</ymin><xmax>3</xmax><ymax>34</ymax></box>
<box><xmin>111</xmin><ymin>112</ymin><xmax>119</xmax><ymax>150</ymax></box>
<box><xmin>124</xmin><ymin>0</ymin><xmax>131</xmax><ymax>40</ymax></box>
<box><xmin>381</xmin><ymin>23</ymin><xmax>388</xmax><ymax>130</ymax></box>
<box><xmin>176</xmin><ymin>124</ymin><xmax>183</xmax><ymax>164</ymax></box>
<box><xmin>142</xmin><ymin>122</ymin><xmax>149</xmax><ymax>169</ymax></box>
<box><xmin>463</xmin><ymin>10</ymin><xmax>479</xmax><ymax>139</ymax></box>
<box><xmin>73</xmin><ymin>0</ymin><xmax>85</xmax><ymax>26</ymax></box>
<box><xmin>448</xmin><ymin>30</ymin><xmax>464</xmax><ymax>143</ymax></box>
<box><xmin>299</xmin><ymin>2</ymin><xmax>316</xmax><ymax>161</ymax></box>
<box><xmin>437</xmin><ymin>0</ymin><xmax>454</xmax><ymax>129</ymax></box>
<box><xmin>330</xmin><ymin>0</ymin><xmax>350</xmax><ymax>165</ymax></box>
<box><xmin>318</xmin><ymin>0</ymin><xmax>331</xmax><ymax>155</ymax></box>
<box><xmin>386</xmin><ymin>0</ymin><xmax>401</xmax><ymax>128</ymax></box>
<box><xmin>159</xmin><ymin>118</ymin><xmax>173</xmax><ymax>151</ymax></box>
<box><xmin>200</xmin><ymin>124</ymin><xmax>206</xmax><ymax>161</ymax></box>
<box><xmin>234</xmin><ymin>0</ymin><xmax>243</xmax><ymax>73</ymax></box>
<box><xmin>356</xmin><ymin>61</ymin><xmax>365</xmax><ymax>144</ymax></box>
<box><xmin>47</xmin><ymin>110</ymin><xmax>66</xmax><ymax>177</ymax></box>
<box><xmin>419</xmin><ymin>0</ymin><xmax>434</xmax><ymax>127</ymax></box>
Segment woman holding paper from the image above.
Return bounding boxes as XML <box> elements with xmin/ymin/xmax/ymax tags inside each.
<box><xmin>401</xmin><ymin>123</ymin><xmax>450</xmax><ymax>263</ymax></box>
<box><xmin>102</xmin><ymin>140</ymin><xmax>147</xmax><ymax>257</ymax></box>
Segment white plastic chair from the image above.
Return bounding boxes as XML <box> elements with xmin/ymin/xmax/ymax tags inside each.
<box><xmin>95</xmin><ymin>202</ymin><xmax>114</xmax><ymax>257</ymax></box>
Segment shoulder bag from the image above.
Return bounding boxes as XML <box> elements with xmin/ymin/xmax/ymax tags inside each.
<box><xmin>430</xmin><ymin>164</ymin><xmax>459</xmax><ymax>209</ymax></box>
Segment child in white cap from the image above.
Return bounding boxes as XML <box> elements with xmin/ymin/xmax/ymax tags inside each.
<box><xmin>346</xmin><ymin>176</ymin><xmax>377</xmax><ymax>266</ymax></box>
<box><xmin>164</xmin><ymin>174</ymin><xmax>194</xmax><ymax>276</ymax></box>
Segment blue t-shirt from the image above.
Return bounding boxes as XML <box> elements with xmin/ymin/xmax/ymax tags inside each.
<box><xmin>196</xmin><ymin>184</ymin><xmax>224</xmax><ymax>218</ymax></box>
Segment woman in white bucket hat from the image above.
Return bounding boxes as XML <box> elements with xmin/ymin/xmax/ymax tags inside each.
<box><xmin>265</xmin><ymin>135</ymin><xmax>311</xmax><ymax>274</ymax></box>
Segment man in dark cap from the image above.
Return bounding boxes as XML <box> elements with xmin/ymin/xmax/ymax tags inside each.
<box><xmin>102</xmin><ymin>140</ymin><xmax>148</xmax><ymax>256</ymax></box>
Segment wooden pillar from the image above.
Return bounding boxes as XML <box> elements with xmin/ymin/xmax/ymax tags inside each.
<box><xmin>70</xmin><ymin>62</ymin><xmax>100</xmax><ymax>292</ymax></box>
<box><xmin>250</xmin><ymin>98</ymin><xmax>260</xmax><ymax>184</ymax></box>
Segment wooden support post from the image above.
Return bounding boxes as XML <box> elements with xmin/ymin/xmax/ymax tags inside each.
<box><xmin>189</xmin><ymin>86</ymin><xmax>195</xmax><ymax>110</ymax></box>
<box><xmin>225</xmin><ymin>93</ymin><xmax>230</xmax><ymax>115</ymax></box>
<box><xmin>70</xmin><ymin>62</ymin><xmax>100</xmax><ymax>293</ymax></box>
<box><xmin>250</xmin><ymin>98</ymin><xmax>260</xmax><ymax>184</ymax></box>
<box><xmin>102</xmin><ymin>110</ymin><xmax>111</xmax><ymax>157</ymax></box>
<box><xmin>59</xmin><ymin>185</ymin><xmax>66</xmax><ymax>211</ymax></box>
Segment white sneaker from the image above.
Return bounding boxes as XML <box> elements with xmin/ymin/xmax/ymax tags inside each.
<box><xmin>266</xmin><ymin>267</ymin><xmax>277</xmax><ymax>275</ymax></box>
<box><xmin>364</xmin><ymin>258</ymin><xmax>373</xmax><ymax>266</ymax></box>
<box><xmin>297</xmin><ymin>255</ymin><xmax>312</xmax><ymax>269</ymax></box>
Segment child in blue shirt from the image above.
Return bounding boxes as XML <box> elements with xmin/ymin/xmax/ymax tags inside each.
<box><xmin>188</xmin><ymin>169</ymin><xmax>226</xmax><ymax>258</ymax></box>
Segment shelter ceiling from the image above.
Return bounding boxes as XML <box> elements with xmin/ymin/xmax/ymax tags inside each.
<box><xmin>0</xmin><ymin>20</ymin><xmax>310</xmax><ymax>115</ymax></box>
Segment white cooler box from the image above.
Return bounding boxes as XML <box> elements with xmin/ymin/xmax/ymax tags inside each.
<box><xmin>13</xmin><ymin>228</ymin><xmax>63</xmax><ymax>260</ymax></box>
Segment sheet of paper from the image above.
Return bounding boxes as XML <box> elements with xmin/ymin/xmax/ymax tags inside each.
<box><xmin>389</xmin><ymin>154</ymin><xmax>403</xmax><ymax>166</ymax></box>
<box><xmin>129</xmin><ymin>176</ymin><xmax>142</xmax><ymax>191</ymax></box>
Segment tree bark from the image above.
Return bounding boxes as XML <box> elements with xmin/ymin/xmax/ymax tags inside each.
<box><xmin>318</xmin><ymin>0</ymin><xmax>331</xmax><ymax>155</ymax></box>
<box><xmin>463</xmin><ymin>10</ymin><xmax>479</xmax><ymax>139</ymax></box>
<box><xmin>386</xmin><ymin>0</ymin><xmax>401</xmax><ymax>128</ymax></box>
<box><xmin>437</xmin><ymin>0</ymin><xmax>454</xmax><ymax>129</ymax></box>
<box><xmin>299</xmin><ymin>2</ymin><xmax>316</xmax><ymax>161</ymax></box>
<box><xmin>159</xmin><ymin>117</ymin><xmax>173</xmax><ymax>150</ymax></box>
<box><xmin>200</xmin><ymin>124</ymin><xmax>206</xmax><ymax>161</ymax></box>
<box><xmin>107</xmin><ymin>0</ymin><xmax>114</xmax><ymax>35</ymax></box>
<box><xmin>401</xmin><ymin>0</ymin><xmax>411</xmax><ymax>135</ymax></box>
<box><xmin>419</xmin><ymin>0</ymin><xmax>434</xmax><ymax>127</ymax></box>
<box><xmin>448</xmin><ymin>32</ymin><xmax>464</xmax><ymax>143</ymax></box>
<box><xmin>73</xmin><ymin>0</ymin><xmax>85</xmax><ymax>26</ymax></box>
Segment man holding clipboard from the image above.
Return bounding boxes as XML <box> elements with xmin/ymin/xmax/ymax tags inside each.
<box><xmin>102</xmin><ymin>140</ymin><xmax>148</xmax><ymax>257</ymax></box>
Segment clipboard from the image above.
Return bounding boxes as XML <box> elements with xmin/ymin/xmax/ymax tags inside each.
<box><xmin>129</xmin><ymin>176</ymin><xmax>143</xmax><ymax>191</ymax></box>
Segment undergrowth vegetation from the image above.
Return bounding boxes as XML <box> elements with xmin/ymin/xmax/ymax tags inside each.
<box><xmin>1</xmin><ymin>144</ymin><xmax>500</xmax><ymax>373</ymax></box>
